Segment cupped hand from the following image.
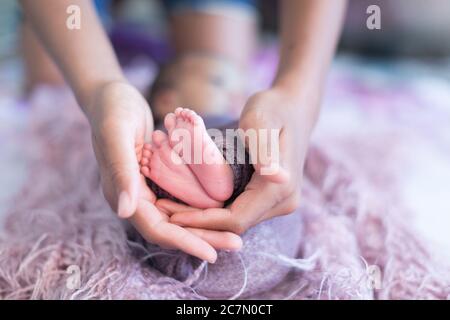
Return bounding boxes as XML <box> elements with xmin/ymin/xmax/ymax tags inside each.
<box><xmin>170</xmin><ymin>86</ymin><xmax>317</xmax><ymax>234</ymax></box>
<box><xmin>86</xmin><ymin>81</ymin><xmax>241</xmax><ymax>262</ymax></box>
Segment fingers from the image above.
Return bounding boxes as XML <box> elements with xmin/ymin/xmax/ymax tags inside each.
<box><xmin>186</xmin><ymin>228</ymin><xmax>243</xmax><ymax>251</ymax></box>
<box><xmin>94</xmin><ymin>122</ymin><xmax>140</xmax><ymax>218</ymax></box>
<box><xmin>254</xmin><ymin>125</ymin><xmax>295</xmax><ymax>185</ymax></box>
<box><xmin>261</xmin><ymin>191</ymin><xmax>301</xmax><ymax>221</ymax></box>
<box><xmin>170</xmin><ymin>164</ymin><xmax>303</xmax><ymax>235</ymax></box>
<box><xmin>170</xmin><ymin>208</ymin><xmax>235</xmax><ymax>232</ymax></box>
<box><xmin>171</xmin><ymin>181</ymin><xmax>276</xmax><ymax>234</ymax></box>
<box><xmin>260</xmin><ymin>163</ymin><xmax>290</xmax><ymax>184</ymax></box>
<box><xmin>239</xmin><ymin>113</ymin><xmax>289</xmax><ymax>185</ymax></box>
<box><xmin>154</xmin><ymin>222</ymin><xmax>218</xmax><ymax>263</ymax></box>
<box><xmin>155</xmin><ymin>199</ymin><xmax>199</xmax><ymax>216</ymax></box>
<box><xmin>131</xmin><ymin>199</ymin><xmax>242</xmax><ymax>263</ymax></box>
<box><xmin>130</xmin><ymin>199</ymin><xmax>218</xmax><ymax>263</ymax></box>
<box><xmin>155</xmin><ymin>199</ymin><xmax>243</xmax><ymax>251</ymax></box>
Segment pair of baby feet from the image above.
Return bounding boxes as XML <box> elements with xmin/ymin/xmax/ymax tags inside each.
<box><xmin>140</xmin><ymin>107</ymin><xmax>234</xmax><ymax>209</ymax></box>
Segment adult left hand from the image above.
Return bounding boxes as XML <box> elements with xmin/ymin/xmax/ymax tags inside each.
<box><xmin>170</xmin><ymin>86</ymin><xmax>317</xmax><ymax>234</ymax></box>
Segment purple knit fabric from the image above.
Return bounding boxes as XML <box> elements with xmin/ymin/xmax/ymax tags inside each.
<box><xmin>126</xmin><ymin>208</ymin><xmax>303</xmax><ymax>298</ymax></box>
<box><xmin>2</xmin><ymin>87</ymin><xmax>449</xmax><ymax>299</ymax></box>
<box><xmin>140</xmin><ymin>118</ymin><xmax>301</xmax><ymax>298</ymax></box>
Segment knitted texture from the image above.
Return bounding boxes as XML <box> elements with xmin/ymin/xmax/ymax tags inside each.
<box><xmin>1</xmin><ymin>76</ymin><xmax>449</xmax><ymax>299</ymax></box>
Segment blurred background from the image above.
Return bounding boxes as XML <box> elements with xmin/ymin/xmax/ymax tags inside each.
<box><xmin>1</xmin><ymin>0</ymin><xmax>450</xmax><ymax>92</ymax></box>
<box><xmin>1</xmin><ymin>0</ymin><xmax>450</xmax><ymax>59</ymax></box>
<box><xmin>0</xmin><ymin>0</ymin><xmax>449</xmax><ymax>257</ymax></box>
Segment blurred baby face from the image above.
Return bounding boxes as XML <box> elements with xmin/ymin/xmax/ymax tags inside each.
<box><xmin>153</xmin><ymin>54</ymin><xmax>246</xmax><ymax>118</ymax></box>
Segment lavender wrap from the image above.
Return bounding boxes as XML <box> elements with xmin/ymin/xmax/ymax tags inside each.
<box><xmin>140</xmin><ymin>117</ymin><xmax>303</xmax><ymax>298</ymax></box>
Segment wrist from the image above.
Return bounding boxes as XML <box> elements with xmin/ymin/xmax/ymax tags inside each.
<box><xmin>79</xmin><ymin>77</ymin><xmax>128</xmax><ymax>118</ymax></box>
<box><xmin>272</xmin><ymin>73</ymin><xmax>320</xmax><ymax>105</ymax></box>
<box><xmin>270</xmin><ymin>80</ymin><xmax>321</xmax><ymax>119</ymax></box>
<box><xmin>269</xmin><ymin>82</ymin><xmax>321</xmax><ymax>135</ymax></box>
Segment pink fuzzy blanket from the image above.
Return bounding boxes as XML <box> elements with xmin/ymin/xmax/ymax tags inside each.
<box><xmin>0</xmin><ymin>57</ymin><xmax>449</xmax><ymax>299</ymax></box>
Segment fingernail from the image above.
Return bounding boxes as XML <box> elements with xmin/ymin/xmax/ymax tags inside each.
<box><xmin>208</xmin><ymin>257</ymin><xmax>217</xmax><ymax>264</ymax></box>
<box><xmin>207</xmin><ymin>251</ymin><xmax>218</xmax><ymax>264</ymax></box>
<box><xmin>233</xmin><ymin>237</ymin><xmax>243</xmax><ymax>250</ymax></box>
<box><xmin>117</xmin><ymin>191</ymin><xmax>132</xmax><ymax>218</ymax></box>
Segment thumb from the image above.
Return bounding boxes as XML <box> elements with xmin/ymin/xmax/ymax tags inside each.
<box><xmin>94</xmin><ymin>122</ymin><xmax>140</xmax><ymax>219</ymax></box>
<box><xmin>239</xmin><ymin>117</ymin><xmax>289</xmax><ymax>184</ymax></box>
<box><xmin>259</xmin><ymin>159</ymin><xmax>290</xmax><ymax>184</ymax></box>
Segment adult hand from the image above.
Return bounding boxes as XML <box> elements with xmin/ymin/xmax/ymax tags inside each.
<box><xmin>170</xmin><ymin>86</ymin><xmax>317</xmax><ymax>234</ymax></box>
<box><xmin>19</xmin><ymin>0</ymin><xmax>246</xmax><ymax>262</ymax></box>
<box><xmin>87</xmin><ymin>81</ymin><xmax>241</xmax><ymax>262</ymax></box>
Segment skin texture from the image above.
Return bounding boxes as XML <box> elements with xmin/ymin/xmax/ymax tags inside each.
<box><xmin>20</xmin><ymin>0</ymin><xmax>347</xmax><ymax>260</ymax></box>
<box><xmin>167</xmin><ymin>108</ymin><xmax>234</xmax><ymax>201</ymax></box>
<box><xmin>170</xmin><ymin>8</ymin><xmax>257</xmax><ymax>66</ymax></box>
<box><xmin>141</xmin><ymin>128</ymin><xmax>225</xmax><ymax>209</ymax></box>
<box><xmin>169</xmin><ymin>0</ymin><xmax>348</xmax><ymax>235</ymax></box>
<box><xmin>150</xmin><ymin>54</ymin><xmax>246</xmax><ymax>121</ymax></box>
<box><xmin>19</xmin><ymin>0</ymin><xmax>242</xmax><ymax>263</ymax></box>
<box><xmin>20</xmin><ymin>21</ymin><xmax>64</xmax><ymax>92</ymax></box>
<box><xmin>141</xmin><ymin>109</ymin><xmax>234</xmax><ymax>208</ymax></box>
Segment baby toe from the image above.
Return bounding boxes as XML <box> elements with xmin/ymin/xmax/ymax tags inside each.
<box><xmin>181</xmin><ymin>108</ymin><xmax>190</xmax><ymax>120</ymax></box>
<box><xmin>191</xmin><ymin>113</ymin><xmax>203</xmax><ymax>126</ymax></box>
<box><xmin>174</xmin><ymin>107</ymin><xmax>183</xmax><ymax>116</ymax></box>
<box><xmin>140</xmin><ymin>166</ymin><xmax>151</xmax><ymax>177</ymax></box>
<box><xmin>152</xmin><ymin>130</ymin><xmax>168</xmax><ymax>147</ymax></box>
<box><xmin>141</xmin><ymin>157</ymin><xmax>150</xmax><ymax>166</ymax></box>
<box><xmin>142</xmin><ymin>149</ymin><xmax>152</xmax><ymax>158</ymax></box>
<box><xmin>164</xmin><ymin>112</ymin><xmax>177</xmax><ymax>132</ymax></box>
<box><xmin>186</xmin><ymin>110</ymin><xmax>197</xmax><ymax>121</ymax></box>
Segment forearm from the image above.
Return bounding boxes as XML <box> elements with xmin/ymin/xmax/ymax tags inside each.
<box><xmin>274</xmin><ymin>0</ymin><xmax>347</xmax><ymax>109</ymax></box>
<box><xmin>19</xmin><ymin>0</ymin><xmax>124</xmax><ymax>111</ymax></box>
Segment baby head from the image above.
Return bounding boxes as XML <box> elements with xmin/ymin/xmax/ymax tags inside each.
<box><xmin>147</xmin><ymin>53</ymin><xmax>246</xmax><ymax>121</ymax></box>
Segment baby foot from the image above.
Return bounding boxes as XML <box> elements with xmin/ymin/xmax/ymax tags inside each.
<box><xmin>165</xmin><ymin>108</ymin><xmax>234</xmax><ymax>202</ymax></box>
<box><xmin>140</xmin><ymin>130</ymin><xmax>223</xmax><ymax>209</ymax></box>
